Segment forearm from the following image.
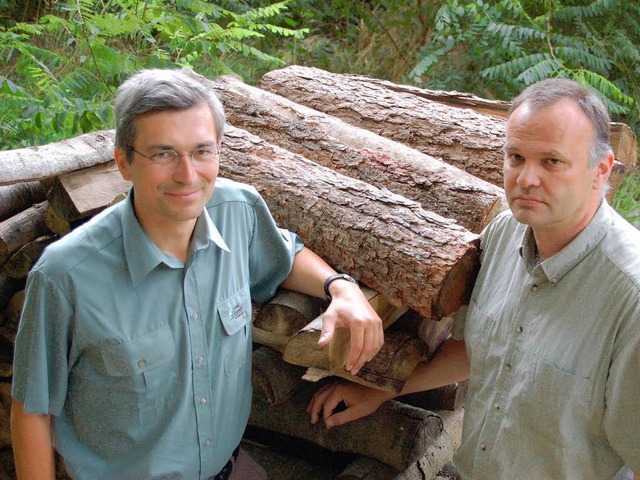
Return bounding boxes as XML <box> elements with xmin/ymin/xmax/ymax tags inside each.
<box><xmin>396</xmin><ymin>338</ymin><xmax>470</xmax><ymax>397</ymax></box>
<box><xmin>10</xmin><ymin>399</ymin><xmax>56</xmax><ymax>480</ymax></box>
<box><xmin>280</xmin><ymin>247</ymin><xmax>336</xmax><ymax>298</ymax></box>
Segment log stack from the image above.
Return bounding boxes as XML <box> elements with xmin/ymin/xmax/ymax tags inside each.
<box><xmin>0</xmin><ymin>67</ymin><xmax>636</xmax><ymax>480</ymax></box>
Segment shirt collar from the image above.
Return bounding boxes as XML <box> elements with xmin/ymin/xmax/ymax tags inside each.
<box><xmin>519</xmin><ymin>199</ymin><xmax>613</xmax><ymax>283</ymax></box>
<box><xmin>122</xmin><ymin>190</ymin><xmax>230</xmax><ymax>286</ymax></box>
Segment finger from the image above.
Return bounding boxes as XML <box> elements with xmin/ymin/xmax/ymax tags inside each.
<box><xmin>307</xmin><ymin>385</ymin><xmax>334</xmax><ymax>424</ymax></box>
<box><xmin>325</xmin><ymin>404</ymin><xmax>364</xmax><ymax>429</ymax></box>
<box><xmin>318</xmin><ymin>311</ymin><xmax>337</xmax><ymax>347</ymax></box>
<box><xmin>345</xmin><ymin>325</ymin><xmax>365</xmax><ymax>374</ymax></box>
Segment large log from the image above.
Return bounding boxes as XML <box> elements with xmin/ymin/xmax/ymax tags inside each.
<box><xmin>3</xmin><ymin>234</ymin><xmax>57</xmax><ymax>279</ymax></box>
<box><xmin>248</xmin><ymin>380</ymin><xmax>444</xmax><ymax>471</ymax></box>
<box><xmin>335</xmin><ymin>410</ymin><xmax>464</xmax><ymax>480</ymax></box>
<box><xmin>258</xmin><ymin>66</ymin><xmax>636</xmax><ymax>197</ymax></box>
<box><xmin>0</xmin><ymin>130</ymin><xmax>115</xmax><ymax>186</ymax></box>
<box><xmin>198</xmin><ymin>72</ymin><xmax>506</xmax><ymax>233</ymax></box>
<box><xmin>252</xmin><ymin>346</ymin><xmax>307</xmax><ymax>406</ymax></box>
<box><xmin>220</xmin><ymin>125</ymin><xmax>480</xmax><ymax>320</ymax></box>
<box><xmin>0</xmin><ymin>182</ymin><xmax>46</xmax><ymax>222</ymax></box>
<box><xmin>0</xmin><ymin>201</ymin><xmax>49</xmax><ymax>264</ymax></box>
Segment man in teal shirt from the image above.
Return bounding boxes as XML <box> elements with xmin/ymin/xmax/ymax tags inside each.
<box><xmin>308</xmin><ymin>79</ymin><xmax>640</xmax><ymax>479</ymax></box>
<box><xmin>10</xmin><ymin>68</ymin><xmax>384</xmax><ymax>480</ymax></box>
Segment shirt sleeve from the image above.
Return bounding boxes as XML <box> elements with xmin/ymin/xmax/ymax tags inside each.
<box><xmin>247</xmin><ymin>192</ymin><xmax>304</xmax><ymax>305</ymax></box>
<box><xmin>11</xmin><ymin>267</ymin><xmax>74</xmax><ymax>416</ymax></box>
<box><xmin>603</xmin><ymin>310</ymin><xmax>640</xmax><ymax>472</ymax></box>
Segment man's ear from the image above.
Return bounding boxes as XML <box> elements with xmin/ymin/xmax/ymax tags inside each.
<box><xmin>114</xmin><ymin>147</ymin><xmax>132</xmax><ymax>181</ymax></box>
<box><xmin>593</xmin><ymin>152</ymin><xmax>614</xmax><ymax>190</ymax></box>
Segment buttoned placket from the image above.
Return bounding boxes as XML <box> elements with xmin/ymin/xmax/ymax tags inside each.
<box><xmin>474</xmin><ymin>266</ymin><xmax>547</xmax><ymax>470</ymax></box>
<box><xmin>183</xmin><ymin>260</ymin><xmax>216</xmax><ymax>478</ymax></box>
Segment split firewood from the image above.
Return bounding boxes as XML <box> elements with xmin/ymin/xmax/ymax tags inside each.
<box><xmin>220</xmin><ymin>125</ymin><xmax>480</xmax><ymax>320</ymax></box>
<box><xmin>2</xmin><ymin>289</ymin><xmax>24</xmax><ymax>339</ymax></box>
<box><xmin>251</xmin><ymin>346</ymin><xmax>307</xmax><ymax>406</ymax></box>
<box><xmin>0</xmin><ymin>130</ymin><xmax>115</xmax><ymax>186</ymax></box>
<box><xmin>46</xmin><ymin>161</ymin><xmax>131</xmax><ymax>223</ymax></box>
<box><xmin>0</xmin><ymin>201</ymin><xmax>49</xmax><ymax>264</ymax></box>
<box><xmin>248</xmin><ymin>380</ymin><xmax>444</xmax><ymax>471</ymax></box>
<box><xmin>253</xmin><ymin>290</ymin><xmax>326</xmax><ymax>352</ymax></box>
<box><xmin>335</xmin><ymin>410</ymin><xmax>464</xmax><ymax>479</ymax></box>
<box><xmin>0</xmin><ymin>182</ymin><xmax>46</xmax><ymax>222</ymax></box>
<box><xmin>258</xmin><ymin>66</ymin><xmax>636</xmax><ymax>197</ymax></box>
<box><xmin>195</xmin><ymin>71</ymin><xmax>506</xmax><ymax>233</ymax></box>
<box><xmin>3</xmin><ymin>234</ymin><xmax>57</xmax><ymax>279</ymax></box>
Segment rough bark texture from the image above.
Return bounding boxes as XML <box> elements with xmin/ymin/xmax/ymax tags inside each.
<box><xmin>3</xmin><ymin>234</ymin><xmax>57</xmax><ymax>279</ymax></box>
<box><xmin>258</xmin><ymin>66</ymin><xmax>637</xmax><ymax>199</ymax></box>
<box><xmin>0</xmin><ymin>202</ymin><xmax>49</xmax><ymax>264</ymax></box>
<box><xmin>0</xmin><ymin>130</ymin><xmax>115</xmax><ymax>186</ymax></box>
<box><xmin>252</xmin><ymin>346</ymin><xmax>307</xmax><ymax>406</ymax></box>
<box><xmin>0</xmin><ymin>182</ymin><xmax>46</xmax><ymax>222</ymax></box>
<box><xmin>258</xmin><ymin>66</ymin><xmax>508</xmax><ymax>187</ymax></box>
<box><xmin>249</xmin><ymin>381</ymin><xmax>443</xmax><ymax>471</ymax></box>
<box><xmin>196</xmin><ymin>71</ymin><xmax>506</xmax><ymax>233</ymax></box>
<box><xmin>220</xmin><ymin>125</ymin><xmax>480</xmax><ymax>319</ymax></box>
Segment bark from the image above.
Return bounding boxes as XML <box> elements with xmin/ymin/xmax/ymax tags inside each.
<box><xmin>195</xmin><ymin>72</ymin><xmax>506</xmax><ymax>233</ymax></box>
<box><xmin>0</xmin><ymin>182</ymin><xmax>46</xmax><ymax>222</ymax></box>
<box><xmin>258</xmin><ymin>66</ymin><xmax>636</xmax><ymax>198</ymax></box>
<box><xmin>335</xmin><ymin>410</ymin><xmax>464</xmax><ymax>479</ymax></box>
<box><xmin>47</xmin><ymin>161</ymin><xmax>131</xmax><ymax>222</ymax></box>
<box><xmin>0</xmin><ymin>202</ymin><xmax>49</xmax><ymax>264</ymax></box>
<box><xmin>248</xmin><ymin>381</ymin><xmax>444</xmax><ymax>471</ymax></box>
<box><xmin>220</xmin><ymin>125</ymin><xmax>480</xmax><ymax>320</ymax></box>
<box><xmin>251</xmin><ymin>346</ymin><xmax>308</xmax><ymax>406</ymax></box>
<box><xmin>0</xmin><ymin>272</ymin><xmax>24</xmax><ymax>312</ymax></box>
<box><xmin>258</xmin><ymin>66</ymin><xmax>508</xmax><ymax>187</ymax></box>
<box><xmin>0</xmin><ymin>130</ymin><xmax>115</xmax><ymax>186</ymax></box>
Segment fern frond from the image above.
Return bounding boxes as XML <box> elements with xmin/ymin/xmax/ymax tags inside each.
<box><xmin>517</xmin><ymin>58</ymin><xmax>564</xmax><ymax>84</ymax></box>
<box><xmin>482</xmin><ymin>53</ymin><xmax>552</xmax><ymax>80</ymax></box>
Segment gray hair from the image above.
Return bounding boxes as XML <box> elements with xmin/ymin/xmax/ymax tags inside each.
<box><xmin>508</xmin><ymin>78</ymin><xmax>612</xmax><ymax>169</ymax></box>
<box><xmin>114</xmin><ymin>69</ymin><xmax>225</xmax><ymax>162</ymax></box>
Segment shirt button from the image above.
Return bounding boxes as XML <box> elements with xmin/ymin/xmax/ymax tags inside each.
<box><xmin>192</xmin><ymin>312</ymin><xmax>198</xmax><ymax>320</ymax></box>
<box><xmin>532</xmin><ymin>284</ymin><xmax>539</xmax><ymax>291</ymax></box>
<box><xmin>204</xmin><ymin>439</ymin><xmax>211</xmax><ymax>446</ymax></box>
<box><xmin>196</xmin><ymin>355</ymin><xmax>204</xmax><ymax>363</ymax></box>
<box><xmin>480</xmin><ymin>443</ymin><xmax>487</xmax><ymax>451</ymax></box>
<box><xmin>200</xmin><ymin>397</ymin><xmax>207</xmax><ymax>405</ymax></box>
<box><xmin>551</xmin><ymin>278</ymin><xmax>558</xmax><ymax>285</ymax></box>
<box><xmin>505</xmin><ymin>364</ymin><xmax>512</xmax><ymax>371</ymax></box>
<box><xmin>516</xmin><ymin>325</ymin><xmax>524</xmax><ymax>333</ymax></box>
<box><xmin>138</xmin><ymin>360</ymin><xmax>146</xmax><ymax>368</ymax></box>
<box><xmin>493</xmin><ymin>402</ymin><xmax>500</xmax><ymax>410</ymax></box>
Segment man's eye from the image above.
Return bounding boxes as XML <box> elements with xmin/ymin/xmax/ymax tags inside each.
<box><xmin>153</xmin><ymin>151</ymin><xmax>176</xmax><ymax>160</ymax></box>
<box><xmin>547</xmin><ymin>158</ymin><xmax>561</xmax><ymax>166</ymax></box>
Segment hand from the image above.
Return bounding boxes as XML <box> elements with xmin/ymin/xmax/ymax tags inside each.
<box><xmin>318</xmin><ymin>280</ymin><xmax>384</xmax><ymax>374</ymax></box>
<box><xmin>307</xmin><ymin>381</ymin><xmax>394</xmax><ymax>429</ymax></box>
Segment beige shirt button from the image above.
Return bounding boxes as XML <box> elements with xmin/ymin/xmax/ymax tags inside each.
<box><xmin>493</xmin><ymin>402</ymin><xmax>500</xmax><ymax>410</ymax></box>
<box><xmin>196</xmin><ymin>355</ymin><xmax>204</xmax><ymax>363</ymax></box>
<box><xmin>505</xmin><ymin>364</ymin><xmax>512</xmax><ymax>371</ymax></box>
<box><xmin>192</xmin><ymin>311</ymin><xmax>198</xmax><ymax>320</ymax></box>
<box><xmin>532</xmin><ymin>284</ymin><xmax>539</xmax><ymax>291</ymax></box>
<box><xmin>204</xmin><ymin>439</ymin><xmax>211</xmax><ymax>446</ymax></box>
<box><xmin>200</xmin><ymin>397</ymin><xmax>207</xmax><ymax>405</ymax></box>
<box><xmin>480</xmin><ymin>443</ymin><xmax>487</xmax><ymax>450</ymax></box>
<box><xmin>138</xmin><ymin>360</ymin><xmax>146</xmax><ymax>368</ymax></box>
<box><xmin>516</xmin><ymin>325</ymin><xmax>524</xmax><ymax>333</ymax></box>
<box><xmin>551</xmin><ymin>278</ymin><xmax>558</xmax><ymax>285</ymax></box>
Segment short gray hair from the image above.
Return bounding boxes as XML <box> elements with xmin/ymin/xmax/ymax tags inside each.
<box><xmin>509</xmin><ymin>78</ymin><xmax>612</xmax><ymax>169</ymax></box>
<box><xmin>114</xmin><ymin>69</ymin><xmax>225</xmax><ymax>161</ymax></box>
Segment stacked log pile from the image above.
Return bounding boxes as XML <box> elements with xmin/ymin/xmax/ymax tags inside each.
<box><xmin>0</xmin><ymin>67</ymin><xmax>636</xmax><ymax>480</ymax></box>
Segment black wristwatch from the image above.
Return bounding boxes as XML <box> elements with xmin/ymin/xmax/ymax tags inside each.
<box><xmin>323</xmin><ymin>273</ymin><xmax>358</xmax><ymax>301</ymax></box>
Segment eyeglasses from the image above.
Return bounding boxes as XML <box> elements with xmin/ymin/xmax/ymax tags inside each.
<box><xmin>128</xmin><ymin>146</ymin><xmax>219</xmax><ymax>167</ymax></box>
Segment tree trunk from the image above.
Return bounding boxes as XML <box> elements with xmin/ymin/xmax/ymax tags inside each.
<box><xmin>196</xmin><ymin>72</ymin><xmax>505</xmax><ymax>233</ymax></box>
<box><xmin>3</xmin><ymin>234</ymin><xmax>57</xmax><ymax>279</ymax></box>
<box><xmin>248</xmin><ymin>380</ymin><xmax>443</xmax><ymax>471</ymax></box>
<box><xmin>252</xmin><ymin>346</ymin><xmax>307</xmax><ymax>406</ymax></box>
<box><xmin>0</xmin><ymin>130</ymin><xmax>115</xmax><ymax>186</ymax></box>
<box><xmin>220</xmin><ymin>125</ymin><xmax>480</xmax><ymax>320</ymax></box>
<box><xmin>258</xmin><ymin>66</ymin><xmax>636</xmax><ymax>198</ymax></box>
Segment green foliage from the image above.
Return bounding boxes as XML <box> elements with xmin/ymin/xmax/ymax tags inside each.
<box><xmin>0</xmin><ymin>0</ymin><xmax>307</xmax><ymax>149</ymax></box>
<box><xmin>410</xmin><ymin>0</ymin><xmax>640</xmax><ymax>133</ymax></box>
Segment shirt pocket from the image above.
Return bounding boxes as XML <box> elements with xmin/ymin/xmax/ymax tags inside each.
<box><xmin>217</xmin><ymin>287</ymin><xmax>252</xmax><ymax>377</ymax></box>
<box><xmin>464</xmin><ymin>300</ymin><xmax>499</xmax><ymax>377</ymax></box>
<box><xmin>100</xmin><ymin>325</ymin><xmax>177</xmax><ymax>395</ymax></box>
<box><xmin>522</xmin><ymin>353</ymin><xmax>594</xmax><ymax>443</ymax></box>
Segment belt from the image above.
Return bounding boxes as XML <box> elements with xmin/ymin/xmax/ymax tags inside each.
<box><xmin>208</xmin><ymin>445</ymin><xmax>240</xmax><ymax>480</ymax></box>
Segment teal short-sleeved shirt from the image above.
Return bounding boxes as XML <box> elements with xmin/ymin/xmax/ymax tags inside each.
<box><xmin>12</xmin><ymin>178</ymin><xmax>304</xmax><ymax>480</ymax></box>
<box><xmin>453</xmin><ymin>201</ymin><xmax>640</xmax><ymax>479</ymax></box>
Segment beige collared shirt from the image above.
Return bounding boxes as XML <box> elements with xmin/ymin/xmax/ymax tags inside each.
<box><xmin>453</xmin><ymin>201</ymin><xmax>640</xmax><ymax>479</ymax></box>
